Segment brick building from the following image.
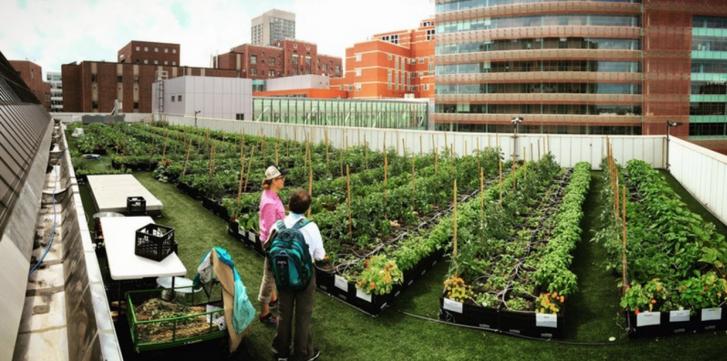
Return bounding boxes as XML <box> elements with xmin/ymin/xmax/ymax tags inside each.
<box><xmin>9</xmin><ymin>60</ymin><xmax>51</xmax><ymax>110</ymax></box>
<box><xmin>62</xmin><ymin>61</ymin><xmax>239</xmax><ymax>113</ymax></box>
<box><xmin>213</xmin><ymin>39</ymin><xmax>342</xmax><ymax>80</ymax></box>
<box><xmin>331</xmin><ymin>19</ymin><xmax>436</xmax><ymax>99</ymax></box>
<box><xmin>117</xmin><ymin>40</ymin><xmax>180</xmax><ymax>66</ymax></box>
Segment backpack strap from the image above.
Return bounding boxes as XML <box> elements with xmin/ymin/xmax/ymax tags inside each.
<box><xmin>292</xmin><ymin>217</ymin><xmax>311</xmax><ymax>230</ymax></box>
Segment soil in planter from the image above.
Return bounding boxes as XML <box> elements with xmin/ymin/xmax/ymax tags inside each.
<box><xmin>134</xmin><ymin>298</ymin><xmax>215</xmax><ymax>343</ymax></box>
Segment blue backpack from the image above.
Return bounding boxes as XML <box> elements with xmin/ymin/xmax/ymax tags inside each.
<box><xmin>267</xmin><ymin>218</ymin><xmax>314</xmax><ymax>291</ymax></box>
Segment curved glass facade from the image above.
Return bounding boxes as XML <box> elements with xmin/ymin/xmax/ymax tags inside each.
<box><xmin>437</xmin><ymin>0</ymin><xmax>641</xmax><ymax>13</ymax></box>
<box><xmin>434</xmin><ymin>0</ymin><xmax>645</xmax><ymax>134</ymax></box>
<box><xmin>437</xmin><ymin>15</ymin><xmax>640</xmax><ymax>34</ymax></box>
<box><xmin>437</xmin><ymin>38</ymin><xmax>640</xmax><ymax>54</ymax></box>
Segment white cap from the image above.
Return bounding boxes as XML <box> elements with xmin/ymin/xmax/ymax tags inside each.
<box><xmin>265</xmin><ymin>165</ymin><xmax>284</xmax><ymax>181</ymax></box>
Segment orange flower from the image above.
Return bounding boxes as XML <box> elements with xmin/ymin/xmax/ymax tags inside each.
<box><xmin>369</xmin><ymin>281</ymin><xmax>376</xmax><ymax>290</ymax></box>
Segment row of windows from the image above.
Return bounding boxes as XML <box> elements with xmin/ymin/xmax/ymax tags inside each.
<box><xmin>436</xmin><ymin>0</ymin><xmax>641</xmax><ymax>13</ymax></box>
<box><xmin>692</xmin><ymin>61</ymin><xmax>727</xmax><ymax>74</ymax></box>
<box><xmin>437</xmin><ymin>15</ymin><xmax>640</xmax><ymax>34</ymax></box>
<box><xmin>435</xmin><ymin>61</ymin><xmax>640</xmax><ymax>75</ymax></box>
<box><xmin>693</xmin><ymin>36</ymin><xmax>727</xmax><ymax>52</ymax></box>
<box><xmin>134</xmin><ymin>46</ymin><xmax>176</xmax><ymax>54</ymax></box>
<box><xmin>690</xmin><ymin>102</ymin><xmax>727</xmax><ymax>115</ymax></box>
<box><xmin>694</xmin><ymin>16</ymin><xmax>727</xmax><ymax>29</ymax></box>
<box><xmin>436</xmin><ymin>82</ymin><xmax>641</xmax><ymax>94</ymax></box>
<box><xmin>170</xmin><ymin>95</ymin><xmax>183</xmax><ymax>102</ymax></box>
<box><xmin>692</xmin><ymin>82</ymin><xmax>727</xmax><ymax>95</ymax></box>
<box><xmin>435</xmin><ymin>123</ymin><xmax>642</xmax><ymax>135</ymax></box>
<box><xmin>436</xmin><ymin>103</ymin><xmax>642</xmax><ymax>115</ymax></box>
<box><xmin>690</xmin><ymin>122</ymin><xmax>727</xmax><ymax>136</ymax></box>
<box><xmin>436</xmin><ymin>37</ymin><xmax>640</xmax><ymax>55</ymax></box>
<box><xmin>135</xmin><ymin>59</ymin><xmax>176</xmax><ymax>66</ymax></box>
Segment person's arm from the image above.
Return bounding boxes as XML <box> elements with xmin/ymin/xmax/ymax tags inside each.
<box><xmin>307</xmin><ymin>223</ymin><xmax>326</xmax><ymax>262</ymax></box>
<box><xmin>259</xmin><ymin>202</ymin><xmax>277</xmax><ymax>242</ymax></box>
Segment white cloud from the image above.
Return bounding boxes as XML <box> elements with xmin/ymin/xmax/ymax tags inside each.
<box><xmin>0</xmin><ymin>0</ymin><xmax>434</xmax><ymax>78</ymax></box>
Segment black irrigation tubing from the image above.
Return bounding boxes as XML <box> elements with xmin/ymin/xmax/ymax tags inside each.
<box><xmin>315</xmin><ymin>287</ymin><xmax>380</xmax><ymax>319</ymax></box>
<box><xmin>398</xmin><ymin>310</ymin><xmax>618</xmax><ymax>346</ymax></box>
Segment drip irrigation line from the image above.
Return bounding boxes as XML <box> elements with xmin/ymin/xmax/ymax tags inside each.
<box><xmin>399</xmin><ymin>310</ymin><xmax>618</xmax><ymax>346</ymax></box>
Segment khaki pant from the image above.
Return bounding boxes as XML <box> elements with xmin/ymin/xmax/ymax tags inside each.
<box><xmin>272</xmin><ymin>275</ymin><xmax>316</xmax><ymax>359</ymax></box>
<box><xmin>258</xmin><ymin>257</ymin><xmax>277</xmax><ymax>304</ymax></box>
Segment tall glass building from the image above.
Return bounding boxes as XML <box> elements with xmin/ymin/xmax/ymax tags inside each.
<box><xmin>433</xmin><ymin>0</ymin><xmax>727</xmax><ymax>147</ymax></box>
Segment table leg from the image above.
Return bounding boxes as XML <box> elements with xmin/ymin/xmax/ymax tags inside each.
<box><xmin>171</xmin><ymin>276</ymin><xmax>176</xmax><ymax>300</ymax></box>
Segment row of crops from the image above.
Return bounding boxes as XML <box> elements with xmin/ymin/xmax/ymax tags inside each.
<box><xmin>68</xmin><ymin>122</ymin><xmax>727</xmax><ymax>338</ymax></box>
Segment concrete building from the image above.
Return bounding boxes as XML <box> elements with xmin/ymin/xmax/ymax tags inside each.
<box><xmin>9</xmin><ymin>60</ymin><xmax>51</xmax><ymax>109</ymax></box>
<box><xmin>251</xmin><ymin>9</ymin><xmax>296</xmax><ymax>46</ymax></box>
<box><xmin>254</xmin><ymin>74</ymin><xmax>348</xmax><ymax>98</ymax></box>
<box><xmin>433</xmin><ymin>0</ymin><xmax>727</xmax><ymax>152</ymax></box>
<box><xmin>213</xmin><ymin>39</ymin><xmax>342</xmax><ymax>79</ymax></box>
<box><xmin>331</xmin><ymin>19</ymin><xmax>436</xmax><ymax>99</ymax></box>
<box><xmin>117</xmin><ymin>40</ymin><xmax>180</xmax><ymax>66</ymax></box>
<box><xmin>152</xmin><ymin>76</ymin><xmax>253</xmax><ymax>120</ymax></box>
<box><xmin>46</xmin><ymin>71</ymin><xmax>63</xmax><ymax>112</ymax></box>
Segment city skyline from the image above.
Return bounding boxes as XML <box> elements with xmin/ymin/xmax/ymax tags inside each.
<box><xmin>0</xmin><ymin>0</ymin><xmax>434</xmax><ymax>76</ymax></box>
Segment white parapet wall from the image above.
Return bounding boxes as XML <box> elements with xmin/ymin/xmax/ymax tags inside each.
<box><xmin>163</xmin><ymin>114</ymin><xmax>666</xmax><ymax>170</ymax></box>
<box><xmin>669</xmin><ymin>137</ymin><xmax>727</xmax><ymax>226</ymax></box>
<box><xmin>51</xmin><ymin>112</ymin><xmax>152</xmax><ymax>123</ymax></box>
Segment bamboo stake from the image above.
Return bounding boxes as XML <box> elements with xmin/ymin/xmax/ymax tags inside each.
<box><xmin>243</xmin><ymin>145</ymin><xmax>255</xmax><ymax>193</ymax></box>
<box><xmin>324</xmin><ymin>128</ymin><xmax>330</xmax><ymax>168</ymax></box>
<box><xmin>402</xmin><ymin>138</ymin><xmax>407</xmax><ymax>158</ymax></box>
<box><xmin>434</xmin><ymin>150</ymin><xmax>439</xmax><ymax>174</ymax></box>
<box><xmin>464</xmin><ymin>140</ymin><xmax>468</xmax><ymax>156</ymax></box>
<box><xmin>364</xmin><ymin>134</ymin><xmax>368</xmax><ymax>169</ymax></box>
<box><xmin>411</xmin><ymin>157</ymin><xmax>416</xmax><ymax>203</ymax></box>
<box><xmin>384</xmin><ymin>148</ymin><xmax>389</xmax><ymax>207</ymax></box>
<box><xmin>479</xmin><ymin>167</ymin><xmax>485</xmax><ymax>223</ymax></box>
<box><xmin>537</xmin><ymin>139</ymin><xmax>541</xmax><ymax>160</ymax></box>
<box><xmin>621</xmin><ymin>185</ymin><xmax>629</xmax><ymax>292</ymax></box>
<box><xmin>419</xmin><ymin>135</ymin><xmax>423</xmax><ymax>156</ymax></box>
<box><xmin>307</xmin><ymin>143</ymin><xmax>313</xmax><ymax>217</ymax></box>
<box><xmin>499</xmin><ymin>158</ymin><xmax>503</xmax><ymax>204</ymax></box>
<box><xmin>161</xmin><ymin>129</ymin><xmax>169</xmax><ymax>161</ymax></box>
<box><xmin>275</xmin><ymin>141</ymin><xmax>280</xmax><ymax>165</ymax></box>
<box><xmin>208</xmin><ymin>143</ymin><xmax>216</xmax><ymax>176</ymax></box>
<box><xmin>530</xmin><ymin>143</ymin><xmax>534</xmax><ymax>162</ymax></box>
<box><xmin>452</xmin><ymin>178</ymin><xmax>458</xmax><ymax>263</ymax></box>
<box><xmin>181</xmin><ymin>137</ymin><xmax>192</xmax><ymax>178</ymax></box>
<box><xmin>346</xmin><ymin>165</ymin><xmax>352</xmax><ymax>236</ymax></box>
<box><xmin>431</xmin><ymin>134</ymin><xmax>436</xmax><ymax>155</ymax></box>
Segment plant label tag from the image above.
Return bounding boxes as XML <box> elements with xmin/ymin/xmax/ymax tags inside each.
<box><xmin>248</xmin><ymin>231</ymin><xmax>256</xmax><ymax>241</ymax></box>
<box><xmin>443</xmin><ymin>298</ymin><xmax>463</xmax><ymax>314</ymax></box>
<box><xmin>669</xmin><ymin>310</ymin><xmax>690</xmax><ymax>323</ymax></box>
<box><xmin>334</xmin><ymin>275</ymin><xmax>348</xmax><ymax>291</ymax></box>
<box><xmin>356</xmin><ymin>287</ymin><xmax>372</xmax><ymax>302</ymax></box>
<box><xmin>536</xmin><ymin>313</ymin><xmax>557</xmax><ymax>328</ymax></box>
<box><xmin>237</xmin><ymin>228</ymin><xmax>246</xmax><ymax>237</ymax></box>
<box><xmin>701</xmin><ymin>308</ymin><xmax>722</xmax><ymax>321</ymax></box>
<box><xmin>636</xmin><ymin>311</ymin><xmax>661</xmax><ymax>327</ymax></box>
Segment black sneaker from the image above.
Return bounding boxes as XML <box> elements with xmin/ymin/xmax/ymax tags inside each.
<box><xmin>304</xmin><ymin>349</ymin><xmax>321</xmax><ymax>361</ymax></box>
<box><xmin>259</xmin><ymin>312</ymin><xmax>278</xmax><ymax>327</ymax></box>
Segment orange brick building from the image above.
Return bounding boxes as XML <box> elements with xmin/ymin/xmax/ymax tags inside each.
<box><xmin>331</xmin><ymin>19</ymin><xmax>435</xmax><ymax>99</ymax></box>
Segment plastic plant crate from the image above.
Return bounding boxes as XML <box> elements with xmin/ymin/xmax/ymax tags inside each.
<box><xmin>135</xmin><ymin>223</ymin><xmax>177</xmax><ymax>261</ymax></box>
<box><xmin>626</xmin><ymin>307</ymin><xmax>727</xmax><ymax>338</ymax></box>
<box><xmin>316</xmin><ymin>249</ymin><xmax>445</xmax><ymax>316</ymax></box>
<box><xmin>127</xmin><ymin>196</ymin><xmax>147</xmax><ymax>215</ymax></box>
<box><xmin>439</xmin><ymin>298</ymin><xmax>564</xmax><ymax>338</ymax></box>
<box><xmin>126</xmin><ymin>286</ymin><xmax>226</xmax><ymax>353</ymax></box>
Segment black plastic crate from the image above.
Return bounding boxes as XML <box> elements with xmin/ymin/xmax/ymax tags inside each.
<box><xmin>626</xmin><ymin>307</ymin><xmax>727</xmax><ymax>338</ymax></box>
<box><xmin>126</xmin><ymin>196</ymin><xmax>146</xmax><ymax>215</ymax></box>
<box><xmin>439</xmin><ymin>297</ymin><xmax>499</xmax><ymax>329</ymax></box>
<box><xmin>135</xmin><ymin>223</ymin><xmax>177</xmax><ymax>261</ymax></box>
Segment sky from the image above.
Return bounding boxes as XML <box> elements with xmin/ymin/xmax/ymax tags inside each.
<box><xmin>0</xmin><ymin>0</ymin><xmax>435</xmax><ymax>77</ymax></box>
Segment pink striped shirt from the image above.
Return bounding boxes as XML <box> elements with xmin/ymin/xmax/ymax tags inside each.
<box><xmin>259</xmin><ymin>190</ymin><xmax>285</xmax><ymax>244</ymax></box>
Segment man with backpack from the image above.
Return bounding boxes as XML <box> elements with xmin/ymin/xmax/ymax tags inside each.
<box><xmin>267</xmin><ymin>190</ymin><xmax>324</xmax><ymax>361</ymax></box>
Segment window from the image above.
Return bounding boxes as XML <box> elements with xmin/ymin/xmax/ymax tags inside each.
<box><xmin>236</xmin><ymin>113</ymin><xmax>245</xmax><ymax>120</ymax></box>
<box><xmin>418</xmin><ymin>57</ymin><xmax>424</xmax><ymax>64</ymax></box>
<box><xmin>154</xmin><ymin>47</ymin><xmax>158</xmax><ymax>52</ymax></box>
<box><xmin>269</xmin><ymin>70</ymin><xmax>275</xmax><ymax>77</ymax></box>
<box><xmin>426</xmin><ymin>29</ymin><xmax>435</xmax><ymax>41</ymax></box>
<box><xmin>135</xmin><ymin>46</ymin><xmax>140</xmax><ymax>51</ymax></box>
<box><xmin>144</xmin><ymin>59</ymin><xmax>148</xmax><ymax>64</ymax></box>
<box><xmin>171</xmin><ymin>95</ymin><xmax>175</xmax><ymax>102</ymax></box>
<box><xmin>172</xmin><ymin>61</ymin><xmax>176</xmax><ymax>65</ymax></box>
<box><xmin>355</xmin><ymin>68</ymin><xmax>362</xmax><ymax>76</ymax></box>
<box><xmin>177</xmin><ymin>95</ymin><xmax>182</xmax><ymax>101</ymax></box>
<box><xmin>164</xmin><ymin>61</ymin><xmax>168</xmax><ymax>65</ymax></box>
<box><xmin>270</xmin><ymin>57</ymin><xmax>276</xmax><ymax>65</ymax></box>
<box><xmin>354</xmin><ymin>83</ymin><xmax>362</xmax><ymax>91</ymax></box>
<box><xmin>91</xmin><ymin>74</ymin><xmax>97</xmax><ymax>82</ymax></box>
<box><xmin>154</xmin><ymin>60</ymin><xmax>159</xmax><ymax>65</ymax></box>
<box><xmin>250</xmin><ymin>68</ymin><xmax>257</xmax><ymax>76</ymax></box>
<box><xmin>117</xmin><ymin>75</ymin><xmax>122</xmax><ymax>83</ymax></box>
<box><xmin>250</xmin><ymin>55</ymin><xmax>257</xmax><ymax>64</ymax></box>
<box><xmin>292</xmin><ymin>54</ymin><xmax>299</xmax><ymax>66</ymax></box>
<box><xmin>133</xmin><ymin>102</ymin><xmax>139</xmax><ymax>109</ymax></box>
<box><xmin>172</xmin><ymin>49</ymin><xmax>176</xmax><ymax>54</ymax></box>
<box><xmin>388</xmin><ymin>54</ymin><xmax>393</xmax><ymax>61</ymax></box>
<box><xmin>164</xmin><ymin>48</ymin><xmax>168</xmax><ymax>53</ymax></box>
<box><xmin>355</xmin><ymin>53</ymin><xmax>362</xmax><ymax>62</ymax></box>
<box><xmin>144</xmin><ymin>47</ymin><xmax>148</xmax><ymax>52</ymax></box>
<box><xmin>92</xmin><ymin>101</ymin><xmax>98</xmax><ymax>109</ymax></box>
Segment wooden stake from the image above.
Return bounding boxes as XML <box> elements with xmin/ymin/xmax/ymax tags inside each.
<box><xmin>464</xmin><ymin>140</ymin><xmax>468</xmax><ymax>156</ymax></box>
<box><xmin>307</xmin><ymin>145</ymin><xmax>313</xmax><ymax>217</ymax></box>
<box><xmin>364</xmin><ymin>134</ymin><xmax>368</xmax><ymax>169</ymax></box>
<box><xmin>181</xmin><ymin>137</ymin><xmax>192</xmax><ymax>178</ymax></box>
<box><xmin>208</xmin><ymin>143</ymin><xmax>216</xmax><ymax>177</ymax></box>
<box><xmin>243</xmin><ymin>145</ymin><xmax>255</xmax><ymax>192</ymax></box>
<box><xmin>537</xmin><ymin>139</ymin><xmax>541</xmax><ymax>160</ymax></box>
<box><xmin>434</xmin><ymin>150</ymin><xmax>439</xmax><ymax>174</ymax></box>
<box><xmin>530</xmin><ymin>143</ymin><xmax>534</xmax><ymax>162</ymax></box>
<box><xmin>479</xmin><ymin>167</ymin><xmax>485</xmax><ymax>222</ymax></box>
<box><xmin>161</xmin><ymin>129</ymin><xmax>169</xmax><ymax>160</ymax></box>
<box><xmin>621</xmin><ymin>185</ymin><xmax>629</xmax><ymax>292</ymax></box>
<box><xmin>499</xmin><ymin>158</ymin><xmax>503</xmax><ymax>204</ymax></box>
<box><xmin>346</xmin><ymin>165</ymin><xmax>352</xmax><ymax>236</ymax></box>
<box><xmin>384</xmin><ymin>149</ymin><xmax>389</xmax><ymax>206</ymax></box>
<box><xmin>275</xmin><ymin>141</ymin><xmax>280</xmax><ymax>165</ymax></box>
<box><xmin>419</xmin><ymin>135</ymin><xmax>423</xmax><ymax>156</ymax></box>
<box><xmin>402</xmin><ymin>138</ymin><xmax>407</xmax><ymax>158</ymax></box>
<box><xmin>411</xmin><ymin>157</ymin><xmax>416</xmax><ymax>202</ymax></box>
<box><xmin>452</xmin><ymin>178</ymin><xmax>458</xmax><ymax>261</ymax></box>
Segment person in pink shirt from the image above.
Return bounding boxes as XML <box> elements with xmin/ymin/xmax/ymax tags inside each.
<box><xmin>258</xmin><ymin>165</ymin><xmax>286</xmax><ymax>326</ymax></box>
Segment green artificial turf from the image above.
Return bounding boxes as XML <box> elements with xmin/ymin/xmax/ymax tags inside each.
<box><xmin>85</xmin><ymin>172</ymin><xmax>725</xmax><ymax>361</ymax></box>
